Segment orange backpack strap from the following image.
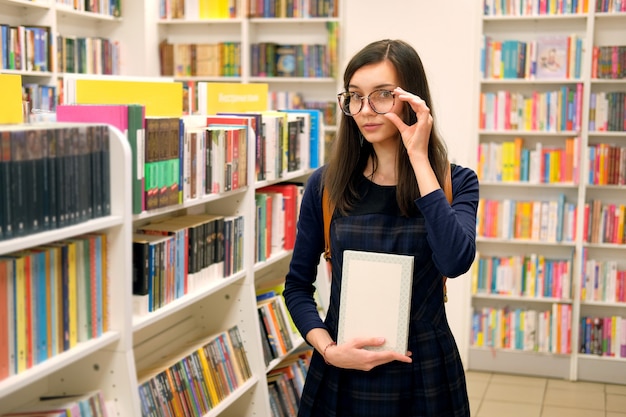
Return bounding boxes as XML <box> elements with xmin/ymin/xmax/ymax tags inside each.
<box><xmin>322</xmin><ymin>162</ymin><xmax>453</xmax><ymax>301</ymax></box>
<box><xmin>322</xmin><ymin>187</ymin><xmax>333</xmax><ymax>262</ymax></box>
<box><xmin>442</xmin><ymin>162</ymin><xmax>453</xmax><ymax>302</ymax></box>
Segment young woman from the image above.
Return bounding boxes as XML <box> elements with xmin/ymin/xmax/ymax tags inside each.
<box><xmin>283</xmin><ymin>39</ymin><xmax>478</xmax><ymax>417</ymax></box>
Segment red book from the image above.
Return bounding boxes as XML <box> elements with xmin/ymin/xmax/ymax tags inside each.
<box><xmin>258</xmin><ymin>184</ymin><xmax>298</xmax><ymax>250</ymax></box>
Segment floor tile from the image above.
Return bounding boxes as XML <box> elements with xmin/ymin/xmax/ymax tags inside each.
<box><xmin>490</xmin><ymin>373</ymin><xmax>548</xmax><ymax>388</ymax></box>
<box><xmin>476</xmin><ymin>400</ymin><xmax>541</xmax><ymax>417</ymax></box>
<box><xmin>469</xmin><ymin>397</ymin><xmax>481</xmax><ymax>416</ymax></box>
<box><xmin>540</xmin><ymin>406</ymin><xmax>605</xmax><ymax>417</ymax></box>
<box><xmin>607</xmin><ymin>413</ymin><xmax>626</xmax><ymax>417</ymax></box>
<box><xmin>466</xmin><ymin>370</ymin><xmax>492</xmax><ymax>382</ymax></box>
<box><xmin>543</xmin><ymin>388</ymin><xmax>605</xmax><ymax>410</ymax></box>
<box><xmin>467</xmin><ymin>378</ymin><xmax>489</xmax><ymax>400</ymax></box>
<box><xmin>606</xmin><ymin>384</ymin><xmax>626</xmax><ymax>395</ymax></box>
<box><xmin>484</xmin><ymin>382</ymin><xmax>545</xmax><ymax>404</ymax></box>
<box><xmin>607</xmin><ymin>393</ymin><xmax>626</xmax><ymax>413</ymax></box>
<box><xmin>547</xmin><ymin>379</ymin><xmax>606</xmax><ymax>392</ymax></box>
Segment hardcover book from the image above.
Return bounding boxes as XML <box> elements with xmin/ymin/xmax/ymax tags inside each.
<box><xmin>535</xmin><ymin>36</ymin><xmax>569</xmax><ymax>79</ymax></box>
<box><xmin>337</xmin><ymin>250</ymin><xmax>414</xmax><ymax>354</ymax></box>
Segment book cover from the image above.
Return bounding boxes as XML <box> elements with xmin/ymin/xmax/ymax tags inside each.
<box><xmin>0</xmin><ymin>74</ymin><xmax>24</xmax><ymax>124</ymax></box>
<box><xmin>73</xmin><ymin>78</ymin><xmax>183</xmax><ymax>117</ymax></box>
<box><xmin>337</xmin><ymin>250</ymin><xmax>414</xmax><ymax>354</ymax></box>
<box><xmin>535</xmin><ymin>36</ymin><xmax>569</xmax><ymax>79</ymax></box>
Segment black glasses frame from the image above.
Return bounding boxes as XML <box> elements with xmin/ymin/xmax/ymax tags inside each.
<box><xmin>337</xmin><ymin>89</ymin><xmax>396</xmax><ymax>116</ymax></box>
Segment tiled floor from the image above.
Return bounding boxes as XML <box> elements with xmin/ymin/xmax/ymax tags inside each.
<box><xmin>466</xmin><ymin>371</ymin><xmax>626</xmax><ymax>417</ymax></box>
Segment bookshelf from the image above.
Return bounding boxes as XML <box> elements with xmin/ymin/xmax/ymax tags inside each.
<box><xmin>155</xmin><ymin>0</ymin><xmax>343</xmax><ymax>159</ymax></box>
<box><xmin>472</xmin><ymin>1</ymin><xmax>626</xmax><ymax>385</ymax></box>
<box><xmin>0</xmin><ymin>123</ymin><xmax>139</xmax><ymax>415</ymax></box>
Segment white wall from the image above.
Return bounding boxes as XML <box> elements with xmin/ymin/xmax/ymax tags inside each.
<box><xmin>342</xmin><ymin>0</ymin><xmax>481</xmax><ymax>363</ymax></box>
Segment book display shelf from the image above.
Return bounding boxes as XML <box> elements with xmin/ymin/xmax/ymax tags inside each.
<box><xmin>156</xmin><ymin>0</ymin><xmax>343</xmax><ymax>159</ymax></box>
<box><xmin>0</xmin><ymin>123</ymin><xmax>139</xmax><ymax>414</ymax></box>
<box><xmin>1</xmin><ymin>98</ymin><xmax>328</xmax><ymax>417</ymax></box>
<box><xmin>471</xmin><ymin>1</ymin><xmax>626</xmax><ymax>385</ymax></box>
<box><xmin>0</xmin><ymin>0</ymin><xmax>147</xmax><ymax>113</ymax></box>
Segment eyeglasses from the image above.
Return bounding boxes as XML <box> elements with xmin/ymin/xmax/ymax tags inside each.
<box><xmin>337</xmin><ymin>89</ymin><xmax>396</xmax><ymax>116</ymax></box>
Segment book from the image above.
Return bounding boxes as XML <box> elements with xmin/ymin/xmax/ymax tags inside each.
<box><xmin>68</xmin><ymin>77</ymin><xmax>183</xmax><ymax>118</ymax></box>
<box><xmin>0</xmin><ymin>74</ymin><xmax>24</xmax><ymax>124</ymax></box>
<box><xmin>535</xmin><ymin>36</ymin><xmax>569</xmax><ymax>79</ymax></box>
<box><xmin>337</xmin><ymin>250</ymin><xmax>414</xmax><ymax>355</ymax></box>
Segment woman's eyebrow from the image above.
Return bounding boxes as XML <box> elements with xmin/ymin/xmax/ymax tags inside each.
<box><xmin>347</xmin><ymin>83</ymin><xmax>396</xmax><ymax>90</ymax></box>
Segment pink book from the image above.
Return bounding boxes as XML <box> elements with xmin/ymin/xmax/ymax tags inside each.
<box><xmin>56</xmin><ymin>104</ymin><xmax>129</xmax><ymax>133</ymax></box>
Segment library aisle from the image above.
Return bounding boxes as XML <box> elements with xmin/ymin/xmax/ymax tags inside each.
<box><xmin>467</xmin><ymin>370</ymin><xmax>626</xmax><ymax>417</ymax></box>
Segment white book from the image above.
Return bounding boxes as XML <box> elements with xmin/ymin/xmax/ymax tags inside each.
<box><xmin>337</xmin><ymin>250</ymin><xmax>414</xmax><ymax>355</ymax></box>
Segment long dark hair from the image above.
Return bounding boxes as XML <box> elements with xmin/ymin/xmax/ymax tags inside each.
<box><xmin>323</xmin><ymin>39</ymin><xmax>449</xmax><ymax>216</ymax></box>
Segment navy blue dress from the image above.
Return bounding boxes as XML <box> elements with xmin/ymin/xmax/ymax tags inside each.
<box><xmin>283</xmin><ymin>164</ymin><xmax>479</xmax><ymax>417</ymax></box>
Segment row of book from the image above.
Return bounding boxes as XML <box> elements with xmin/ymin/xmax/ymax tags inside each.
<box><xmin>248</xmin><ymin>0</ymin><xmax>340</xmax><ymax>18</ymax></box>
<box><xmin>0</xmin><ymin>233</ymin><xmax>109</xmax><ymax>381</ymax></box>
<box><xmin>137</xmin><ymin>326</ymin><xmax>252</xmax><ymax>417</ymax></box>
<box><xmin>478</xmin><ymin>84</ymin><xmax>583</xmax><ymax>132</ymax></box>
<box><xmin>267</xmin><ymin>350</ymin><xmax>312</xmax><ymax>417</ymax></box>
<box><xmin>0</xmin><ymin>124</ymin><xmax>111</xmax><ymax>241</ymax></box>
<box><xmin>591</xmin><ymin>45</ymin><xmax>626</xmax><ymax>80</ymax></box>
<box><xmin>250</xmin><ymin>42</ymin><xmax>333</xmax><ymax>78</ymax></box>
<box><xmin>483</xmin><ymin>0</ymin><xmax>589</xmax><ymax>15</ymax></box>
<box><xmin>596</xmin><ymin>0</ymin><xmax>626</xmax><ymax>12</ymax></box>
<box><xmin>588</xmin><ymin>91</ymin><xmax>626</xmax><ymax>132</ymax></box>
<box><xmin>583</xmin><ymin>199</ymin><xmax>626</xmax><ymax>244</ymax></box>
<box><xmin>22</xmin><ymin>83</ymin><xmax>57</xmax><ymax>113</ymax></box>
<box><xmin>255</xmin><ymin>183</ymin><xmax>303</xmax><ymax>262</ymax></box>
<box><xmin>132</xmin><ymin>213</ymin><xmax>244</xmax><ymax>316</ymax></box>
<box><xmin>587</xmin><ymin>143</ymin><xmax>626</xmax><ymax>186</ymax></box>
<box><xmin>159</xmin><ymin>41</ymin><xmax>241</xmax><ymax>78</ymax></box>
<box><xmin>470</xmin><ymin>304</ymin><xmax>573</xmax><ymax>354</ymax></box>
<box><xmin>257</xmin><ymin>289</ymin><xmax>300</xmax><ymax>366</ymax></box>
<box><xmin>0</xmin><ymin>24</ymin><xmax>51</xmax><ymax>72</ymax></box>
<box><xmin>55</xmin><ymin>104</ymin><xmax>324</xmax><ymax>215</ymax></box>
<box><xmin>480</xmin><ymin>35</ymin><xmax>583</xmax><ymax>80</ymax></box>
<box><xmin>56</xmin><ymin>35</ymin><xmax>121</xmax><ymax>76</ymax></box>
<box><xmin>471</xmin><ymin>253</ymin><xmax>573</xmax><ymax>300</ymax></box>
<box><xmin>1</xmin><ymin>389</ymin><xmax>111</xmax><ymax>417</ymax></box>
<box><xmin>477</xmin><ymin>137</ymin><xmax>580</xmax><ymax>184</ymax></box>
<box><xmin>158</xmin><ymin>0</ymin><xmax>238</xmax><ymax>20</ymax></box>
<box><xmin>476</xmin><ymin>195</ymin><xmax>577</xmax><ymax>243</ymax></box>
<box><xmin>56</xmin><ymin>0</ymin><xmax>122</xmax><ymax>17</ymax></box>
<box><xmin>179</xmin><ymin>80</ymin><xmax>337</xmax><ymax>126</ymax></box>
<box><xmin>581</xmin><ymin>254</ymin><xmax>626</xmax><ymax>303</ymax></box>
<box><xmin>579</xmin><ymin>316</ymin><xmax>626</xmax><ymax>358</ymax></box>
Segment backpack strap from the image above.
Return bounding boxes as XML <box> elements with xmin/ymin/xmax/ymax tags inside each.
<box><xmin>322</xmin><ymin>186</ymin><xmax>333</xmax><ymax>262</ymax></box>
<box><xmin>322</xmin><ymin>162</ymin><xmax>454</xmax><ymax>301</ymax></box>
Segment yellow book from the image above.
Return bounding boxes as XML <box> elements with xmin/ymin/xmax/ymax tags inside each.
<box><xmin>11</xmin><ymin>256</ymin><xmax>27</xmax><ymax>372</ymax></box>
<box><xmin>73</xmin><ymin>79</ymin><xmax>183</xmax><ymax>117</ymax></box>
<box><xmin>195</xmin><ymin>344</ymin><xmax>220</xmax><ymax>407</ymax></box>
<box><xmin>470</xmin><ymin>254</ymin><xmax>480</xmax><ymax>295</ymax></box>
<box><xmin>617</xmin><ymin>205</ymin><xmax>625</xmax><ymax>244</ymax></box>
<box><xmin>0</xmin><ymin>74</ymin><xmax>24</xmax><ymax>124</ymax></box>
<box><xmin>66</xmin><ymin>240</ymin><xmax>78</xmax><ymax>348</ymax></box>
<box><xmin>501</xmin><ymin>141</ymin><xmax>514</xmax><ymax>182</ymax></box>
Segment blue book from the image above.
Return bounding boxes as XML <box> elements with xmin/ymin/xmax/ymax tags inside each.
<box><xmin>279</xmin><ymin>108</ymin><xmax>323</xmax><ymax>168</ymax></box>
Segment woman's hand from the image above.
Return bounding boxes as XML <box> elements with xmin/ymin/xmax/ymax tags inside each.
<box><xmin>384</xmin><ymin>86</ymin><xmax>432</xmax><ymax>162</ymax></box>
<box><xmin>324</xmin><ymin>337</ymin><xmax>412</xmax><ymax>371</ymax></box>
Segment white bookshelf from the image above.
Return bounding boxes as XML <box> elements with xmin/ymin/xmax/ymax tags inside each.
<box><xmin>472</xmin><ymin>1</ymin><xmax>626</xmax><ymax>384</ymax></box>
<box><xmin>0</xmin><ymin>124</ymin><xmax>139</xmax><ymax>415</ymax></box>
